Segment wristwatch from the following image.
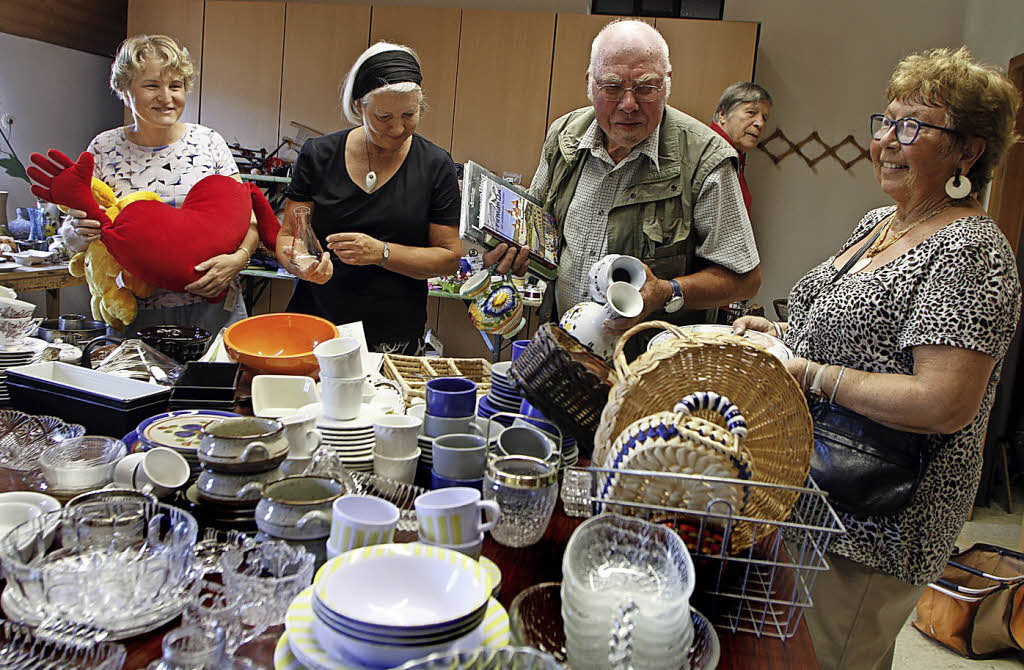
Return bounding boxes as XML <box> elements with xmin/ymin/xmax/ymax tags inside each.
<box><xmin>664</xmin><ymin>279</ymin><xmax>684</xmax><ymax>313</ymax></box>
<box><xmin>379</xmin><ymin>241</ymin><xmax>390</xmax><ymax>266</ymax></box>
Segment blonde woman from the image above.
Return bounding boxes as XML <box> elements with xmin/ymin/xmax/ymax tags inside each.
<box><xmin>61</xmin><ymin>34</ymin><xmax>255</xmax><ymax>335</ymax></box>
<box><xmin>276</xmin><ymin>42</ymin><xmax>461</xmax><ymax>354</ymax></box>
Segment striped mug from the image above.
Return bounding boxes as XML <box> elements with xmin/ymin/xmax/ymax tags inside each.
<box><xmin>414</xmin><ymin>487</ymin><xmax>500</xmax><ymax>546</ymax></box>
<box><xmin>328</xmin><ymin>495</ymin><xmax>400</xmax><ymax>555</ymax></box>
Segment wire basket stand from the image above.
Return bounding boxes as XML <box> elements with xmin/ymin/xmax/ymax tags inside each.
<box><xmin>562</xmin><ymin>466</ymin><xmax>846</xmax><ymax>640</ymax></box>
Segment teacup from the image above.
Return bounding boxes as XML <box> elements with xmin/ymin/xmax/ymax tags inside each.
<box><xmin>133</xmin><ymin>447</ymin><xmax>190</xmax><ymax>498</ymax></box>
<box><xmin>281</xmin><ymin>409</ymin><xmax>322</xmax><ymax>460</ymax></box>
<box><xmin>373</xmin><ymin>447</ymin><xmax>420</xmax><ymax>484</ymax></box>
<box><xmin>199</xmin><ymin>417</ymin><xmax>289</xmax><ymax>472</ymax></box>
<box><xmin>373</xmin><ymin>415</ymin><xmax>422</xmax><ymax>457</ymax></box>
<box><xmin>425</xmin><ymin>377</ymin><xmax>477</xmax><ymax>418</ymax></box>
<box><xmin>510</xmin><ymin>339</ymin><xmax>531</xmax><ymax>361</ymax></box>
<box><xmin>313</xmin><ymin>336</ymin><xmax>362</xmax><ymax>378</ymax></box>
<box><xmin>422</xmin><ymin>413</ymin><xmax>482</xmax><ymax>439</ymax></box>
<box><xmin>113</xmin><ymin>453</ymin><xmax>146</xmax><ymax>488</ymax></box>
<box><xmin>328</xmin><ymin>495</ymin><xmax>400</xmax><ymax>554</ymax></box>
<box><xmin>414</xmin><ymin>487</ymin><xmax>499</xmax><ymax>546</ymax></box>
<box><xmin>255</xmin><ymin>476</ymin><xmax>346</xmax><ymax>540</ymax></box>
<box><xmin>432</xmin><ymin>433</ymin><xmax>488</xmax><ymax>480</ymax></box>
<box><xmin>320</xmin><ymin>376</ymin><xmax>364</xmax><ymax>421</ymax></box>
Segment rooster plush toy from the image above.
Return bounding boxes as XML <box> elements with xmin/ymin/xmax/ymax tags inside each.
<box><xmin>28</xmin><ymin>149</ymin><xmax>281</xmax><ymax>328</ymax></box>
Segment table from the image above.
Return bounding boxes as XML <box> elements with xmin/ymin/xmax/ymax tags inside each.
<box><xmin>0</xmin><ymin>263</ymin><xmax>85</xmax><ymax>317</ymax></box>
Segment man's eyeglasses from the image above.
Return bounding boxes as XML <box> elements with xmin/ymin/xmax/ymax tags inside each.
<box><xmin>595</xmin><ymin>83</ymin><xmax>663</xmax><ymax>103</ymax></box>
<box><xmin>870</xmin><ymin>114</ymin><xmax>959</xmax><ymax>145</ymax></box>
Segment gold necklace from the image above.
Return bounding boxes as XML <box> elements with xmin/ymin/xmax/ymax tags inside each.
<box><xmin>851</xmin><ymin>200</ymin><xmax>956</xmax><ymax>273</ymax></box>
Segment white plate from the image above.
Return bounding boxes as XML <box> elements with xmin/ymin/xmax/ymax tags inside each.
<box><xmin>0</xmin><ymin>491</ymin><xmax>60</xmax><ymax>514</ymax></box>
<box><xmin>647</xmin><ymin>324</ymin><xmax>793</xmax><ymax>362</ymax></box>
<box><xmin>0</xmin><ymin>338</ymin><xmax>47</xmax><ymax>356</ymax></box>
<box><xmin>317</xmin><ymin>404</ymin><xmax>388</xmax><ymax>431</ymax></box>
<box><xmin>0</xmin><ymin>262</ymin><xmax>19</xmax><ymax>272</ymax></box>
<box><xmin>490</xmin><ymin>361</ymin><xmax>512</xmax><ymax>378</ymax></box>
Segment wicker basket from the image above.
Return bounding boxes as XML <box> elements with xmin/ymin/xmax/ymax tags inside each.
<box><xmin>509</xmin><ymin>323</ymin><xmax>617</xmax><ymax>456</ymax></box>
<box><xmin>593</xmin><ymin>321</ymin><xmax>813</xmax><ymax>553</ymax></box>
<box><xmin>381</xmin><ymin>354</ymin><xmax>491</xmax><ymax>401</ymax></box>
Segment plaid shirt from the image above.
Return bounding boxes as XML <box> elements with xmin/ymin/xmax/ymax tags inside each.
<box><xmin>531</xmin><ymin>120</ymin><xmax>758</xmax><ymax>314</ymax></box>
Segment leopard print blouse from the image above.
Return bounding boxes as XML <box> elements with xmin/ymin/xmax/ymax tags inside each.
<box><xmin>786</xmin><ymin>206</ymin><xmax>1021</xmax><ymax>585</ymax></box>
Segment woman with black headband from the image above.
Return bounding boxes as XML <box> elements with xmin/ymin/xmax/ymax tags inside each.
<box><xmin>276</xmin><ymin>42</ymin><xmax>462</xmax><ymax>354</ymax></box>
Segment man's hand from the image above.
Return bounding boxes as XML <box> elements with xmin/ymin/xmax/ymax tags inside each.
<box><xmin>603</xmin><ymin>262</ymin><xmax>671</xmax><ymax>334</ymax></box>
<box><xmin>184</xmin><ymin>250</ymin><xmax>248</xmax><ymax>298</ymax></box>
<box><xmin>482</xmin><ymin>243</ymin><xmax>530</xmax><ymax>276</ymax></box>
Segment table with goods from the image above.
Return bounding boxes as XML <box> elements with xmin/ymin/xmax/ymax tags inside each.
<box><xmin>0</xmin><ymin>258</ymin><xmax>839</xmax><ymax>670</ymax></box>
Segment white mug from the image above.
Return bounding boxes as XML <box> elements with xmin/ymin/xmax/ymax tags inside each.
<box><xmin>281</xmin><ymin>410</ymin><xmax>322</xmax><ymax>460</ymax></box>
<box><xmin>113</xmin><ymin>453</ymin><xmax>146</xmax><ymax>488</ymax></box>
<box><xmin>133</xmin><ymin>447</ymin><xmax>190</xmax><ymax>498</ymax></box>
<box><xmin>328</xmin><ymin>495</ymin><xmax>400</xmax><ymax>554</ymax></box>
<box><xmin>314</xmin><ymin>337</ymin><xmax>362</xmax><ymax>378</ymax></box>
<box><xmin>320</xmin><ymin>376</ymin><xmax>365</xmax><ymax>421</ymax></box>
<box><xmin>373</xmin><ymin>415</ymin><xmax>423</xmax><ymax>457</ymax></box>
<box><xmin>373</xmin><ymin>447</ymin><xmax>420</xmax><ymax>484</ymax></box>
<box><xmin>414</xmin><ymin>487</ymin><xmax>500</xmax><ymax>546</ymax></box>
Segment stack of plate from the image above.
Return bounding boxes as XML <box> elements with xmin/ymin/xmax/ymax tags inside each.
<box><xmin>124</xmin><ymin>409</ymin><xmax>239</xmax><ymax>483</ymax></box>
<box><xmin>284</xmin><ymin>543</ymin><xmax>510</xmax><ymax>669</ymax></box>
<box><xmin>0</xmin><ymin>338</ymin><xmax>46</xmax><ymax>406</ymax></box>
<box><xmin>476</xmin><ymin>362</ymin><xmax>520</xmax><ymax>426</ymax></box>
<box><xmin>306</xmin><ymin>402</ymin><xmax>389</xmax><ymax>473</ymax></box>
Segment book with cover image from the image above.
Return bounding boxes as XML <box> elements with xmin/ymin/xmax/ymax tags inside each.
<box><xmin>459</xmin><ymin>161</ymin><xmax>559</xmax><ymax>280</ymax></box>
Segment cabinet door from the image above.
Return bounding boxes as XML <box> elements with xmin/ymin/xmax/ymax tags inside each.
<box><xmin>200</xmin><ymin>1</ymin><xmax>285</xmax><ymax>152</ymax></box>
<box><xmin>126</xmin><ymin>0</ymin><xmax>205</xmax><ymax>126</ymax></box>
<box><xmin>654</xmin><ymin>18</ymin><xmax>759</xmax><ymax>121</ymax></box>
<box><xmin>370</xmin><ymin>6</ymin><xmax>461</xmax><ymax>152</ymax></box>
<box><xmin>280</xmin><ymin>2</ymin><xmax>370</xmax><ymax>141</ymax></box>
<box><xmin>451</xmin><ymin>10</ymin><xmax>556</xmax><ymax>185</ymax></box>
<box><xmin>547</xmin><ymin>14</ymin><xmax>652</xmax><ymax>129</ymax></box>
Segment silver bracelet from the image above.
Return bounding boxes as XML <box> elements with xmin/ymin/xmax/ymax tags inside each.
<box><xmin>802</xmin><ymin>360</ymin><xmax>815</xmax><ymax>392</ymax></box>
<box><xmin>772</xmin><ymin>321</ymin><xmax>783</xmax><ymax>339</ymax></box>
<box><xmin>829</xmin><ymin>366</ymin><xmax>846</xmax><ymax>404</ymax></box>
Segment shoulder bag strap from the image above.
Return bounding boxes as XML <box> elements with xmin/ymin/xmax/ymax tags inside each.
<box><xmin>830</xmin><ymin>224</ymin><xmax>884</xmax><ymax>285</ymax></box>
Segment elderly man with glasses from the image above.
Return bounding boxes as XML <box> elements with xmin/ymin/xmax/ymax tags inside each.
<box><xmin>488</xmin><ymin>19</ymin><xmax>761</xmax><ymax>336</ymax></box>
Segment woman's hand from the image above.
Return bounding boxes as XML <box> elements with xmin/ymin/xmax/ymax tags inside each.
<box><xmin>60</xmin><ymin>208</ymin><xmax>102</xmax><ymax>253</ymax></box>
<box><xmin>184</xmin><ymin>250</ymin><xmax>248</xmax><ymax>298</ymax></box>
<box><xmin>732</xmin><ymin>315</ymin><xmax>777</xmax><ymax>335</ymax></box>
<box><xmin>327</xmin><ymin>232</ymin><xmax>386</xmax><ymax>266</ymax></box>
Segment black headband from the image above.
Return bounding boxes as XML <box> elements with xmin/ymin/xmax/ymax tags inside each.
<box><xmin>352</xmin><ymin>51</ymin><xmax>422</xmax><ymax>101</ymax></box>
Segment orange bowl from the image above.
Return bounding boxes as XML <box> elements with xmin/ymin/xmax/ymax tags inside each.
<box><xmin>223</xmin><ymin>313</ymin><xmax>338</xmax><ymax>375</ymax></box>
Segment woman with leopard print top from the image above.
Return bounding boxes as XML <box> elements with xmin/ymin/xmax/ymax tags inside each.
<box><xmin>735</xmin><ymin>48</ymin><xmax>1021</xmax><ymax>670</ymax></box>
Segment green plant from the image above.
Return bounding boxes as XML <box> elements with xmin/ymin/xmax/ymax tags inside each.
<box><xmin>0</xmin><ymin>114</ymin><xmax>29</xmax><ymax>183</ymax></box>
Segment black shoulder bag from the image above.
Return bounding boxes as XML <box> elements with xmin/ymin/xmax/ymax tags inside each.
<box><xmin>808</xmin><ymin>224</ymin><xmax>929</xmax><ymax>517</ymax></box>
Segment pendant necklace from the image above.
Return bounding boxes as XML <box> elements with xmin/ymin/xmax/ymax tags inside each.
<box><xmin>850</xmin><ymin>200</ymin><xmax>956</xmax><ymax>273</ymax></box>
<box><xmin>364</xmin><ymin>132</ymin><xmax>377</xmax><ymax>192</ymax></box>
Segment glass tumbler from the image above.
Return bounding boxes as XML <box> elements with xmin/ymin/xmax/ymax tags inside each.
<box><xmin>145</xmin><ymin>625</ymin><xmax>258</xmax><ymax>670</ymax></box>
<box><xmin>483</xmin><ymin>455</ymin><xmax>558</xmax><ymax>547</ymax></box>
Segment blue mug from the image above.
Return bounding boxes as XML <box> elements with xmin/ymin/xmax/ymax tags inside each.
<box><xmin>430</xmin><ymin>468</ymin><xmax>483</xmax><ymax>492</ymax></box>
<box><xmin>425</xmin><ymin>377</ymin><xmax>478</xmax><ymax>418</ymax></box>
<box><xmin>511</xmin><ymin>340</ymin><xmax>531</xmax><ymax>361</ymax></box>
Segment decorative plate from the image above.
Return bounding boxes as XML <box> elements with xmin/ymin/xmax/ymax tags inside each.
<box><xmin>142</xmin><ymin>414</ymin><xmax>226</xmax><ymax>451</ymax></box>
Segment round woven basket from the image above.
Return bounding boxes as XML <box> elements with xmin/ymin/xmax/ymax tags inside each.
<box><xmin>510</xmin><ymin>323</ymin><xmax>617</xmax><ymax>456</ymax></box>
<box><xmin>593</xmin><ymin>321</ymin><xmax>813</xmax><ymax>553</ymax></box>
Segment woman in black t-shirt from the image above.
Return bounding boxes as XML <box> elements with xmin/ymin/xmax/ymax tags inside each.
<box><xmin>275</xmin><ymin>42</ymin><xmax>461</xmax><ymax>354</ymax></box>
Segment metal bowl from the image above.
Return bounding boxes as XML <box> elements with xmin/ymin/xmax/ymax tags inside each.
<box><xmin>34</xmin><ymin>318</ymin><xmax>108</xmax><ymax>345</ymax></box>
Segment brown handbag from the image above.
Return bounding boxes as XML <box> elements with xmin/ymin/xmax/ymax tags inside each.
<box><xmin>913</xmin><ymin>543</ymin><xmax>1024</xmax><ymax>658</ymax></box>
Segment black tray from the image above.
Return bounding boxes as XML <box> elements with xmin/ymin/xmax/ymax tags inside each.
<box><xmin>5</xmin><ymin>363</ymin><xmax>172</xmax><ymax>410</ymax></box>
<box><xmin>172</xmin><ymin>362</ymin><xmax>240</xmax><ymax>401</ymax></box>
<box><xmin>7</xmin><ymin>381</ymin><xmax>169</xmax><ymax>437</ymax></box>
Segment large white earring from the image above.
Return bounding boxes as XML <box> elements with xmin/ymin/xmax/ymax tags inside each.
<box><xmin>945</xmin><ymin>169</ymin><xmax>972</xmax><ymax>199</ymax></box>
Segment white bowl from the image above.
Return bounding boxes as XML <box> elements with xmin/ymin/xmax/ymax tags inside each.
<box><xmin>10</xmin><ymin>250</ymin><xmax>53</xmax><ymax>266</ymax></box>
<box><xmin>0</xmin><ymin>296</ymin><xmax>35</xmax><ymax>319</ymax></box>
<box><xmin>0</xmin><ymin>501</ymin><xmax>42</xmax><ymax>539</ymax></box>
<box><xmin>314</xmin><ymin>543</ymin><xmax>491</xmax><ymax>629</ymax></box>
<box><xmin>252</xmin><ymin>375</ymin><xmax>321</xmax><ymax>418</ymax></box>
<box><xmin>0</xmin><ymin>491</ymin><xmax>61</xmax><ymax>514</ymax></box>
<box><xmin>313</xmin><ymin>610</ymin><xmax>481</xmax><ymax>667</ymax></box>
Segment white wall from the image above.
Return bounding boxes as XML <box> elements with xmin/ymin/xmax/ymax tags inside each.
<box><xmin>0</xmin><ymin>32</ymin><xmax>123</xmax><ymax>314</ymax></box>
<box><xmin>964</xmin><ymin>0</ymin><xmax>1024</xmax><ymax>70</ymax></box>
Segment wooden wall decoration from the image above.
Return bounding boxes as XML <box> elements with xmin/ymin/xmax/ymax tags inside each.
<box><xmin>280</xmin><ymin>2</ymin><xmax>371</xmax><ymax>142</ymax></box>
<box><xmin>370</xmin><ymin>6</ymin><xmax>461</xmax><ymax>153</ymax></box>
<box><xmin>0</xmin><ymin>0</ymin><xmax>127</xmax><ymax>58</ymax></box>
<box><xmin>757</xmin><ymin>129</ymin><xmax>871</xmax><ymax>170</ymax></box>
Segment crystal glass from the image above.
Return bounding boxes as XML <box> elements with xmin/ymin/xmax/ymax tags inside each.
<box><xmin>288</xmin><ymin>205</ymin><xmax>325</xmax><ymax>275</ymax></box>
<box><xmin>145</xmin><ymin>625</ymin><xmax>258</xmax><ymax>670</ymax></box>
<box><xmin>38</xmin><ymin>435</ymin><xmax>126</xmax><ymax>494</ymax></box>
<box><xmin>509</xmin><ymin>582</ymin><xmax>566</xmax><ymax>663</ymax></box>
<box><xmin>183</xmin><ymin>582</ymin><xmax>270</xmax><ymax>655</ymax></box>
<box><xmin>0</xmin><ymin>500</ymin><xmax>199</xmax><ymax>637</ymax></box>
<box><xmin>483</xmin><ymin>455</ymin><xmax>558</xmax><ymax>547</ymax></box>
<box><xmin>219</xmin><ymin>540</ymin><xmax>314</xmax><ymax>625</ymax></box>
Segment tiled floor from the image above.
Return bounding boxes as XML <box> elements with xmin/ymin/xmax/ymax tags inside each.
<box><xmin>892</xmin><ymin>493</ymin><xmax>1024</xmax><ymax>669</ymax></box>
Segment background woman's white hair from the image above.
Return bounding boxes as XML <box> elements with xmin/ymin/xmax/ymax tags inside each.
<box><xmin>586</xmin><ymin>20</ymin><xmax>672</xmax><ymax>101</ymax></box>
<box><xmin>340</xmin><ymin>41</ymin><xmax>423</xmax><ymax>125</ymax></box>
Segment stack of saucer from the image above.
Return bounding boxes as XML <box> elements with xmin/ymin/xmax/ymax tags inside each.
<box><xmin>0</xmin><ymin>338</ymin><xmax>46</xmax><ymax>406</ymax></box>
<box><xmin>476</xmin><ymin>362</ymin><xmax>521</xmax><ymax>426</ymax></box>
<box><xmin>305</xmin><ymin>402</ymin><xmax>388</xmax><ymax>473</ymax></box>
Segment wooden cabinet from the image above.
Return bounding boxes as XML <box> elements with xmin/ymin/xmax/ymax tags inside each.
<box><xmin>279</xmin><ymin>2</ymin><xmax>370</xmax><ymax>141</ymax></box>
<box><xmin>451</xmin><ymin>10</ymin><xmax>556</xmax><ymax>185</ymax></box>
<box><xmin>200</xmin><ymin>1</ymin><xmax>285</xmax><ymax>151</ymax></box>
<box><xmin>370</xmin><ymin>6</ymin><xmax>461</xmax><ymax>153</ymax></box>
<box><xmin>547</xmin><ymin>14</ymin><xmax>652</xmax><ymax>128</ymax></box>
<box><xmin>125</xmin><ymin>0</ymin><xmax>205</xmax><ymax>126</ymax></box>
<box><xmin>654</xmin><ymin>18</ymin><xmax>759</xmax><ymax>121</ymax></box>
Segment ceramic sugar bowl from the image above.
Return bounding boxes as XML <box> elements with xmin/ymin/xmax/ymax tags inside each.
<box><xmin>461</xmin><ymin>269</ymin><xmax>526</xmax><ymax>336</ymax></box>
<box><xmin>199</xmin><ymin>417</ymin><xmax>290</xmax><ymax>473</ymax></box>
<box><xmin>255</xmin><ymin>475</ymin><xmax>347</xmax><ymax>540</ymax></box>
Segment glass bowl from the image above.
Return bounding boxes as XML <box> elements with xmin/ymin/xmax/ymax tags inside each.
<box><xmin>0</xmin><ymin>500</ymin><xmax>200</xmax><ymax>637</ymax></box>
<box><xmin>38</xmin><ymin>436</ymin><xmax>126</xmax><ymax>495</ymax></box>
<box><xmin>509</xmin><ymin>582</ymin><xmax>566</xmax><ymax>662</ymax></box>
<box><xmin>220</xmin><ymin>539</ymin><xmax>314</xmax><ymax>625</ymax></box>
